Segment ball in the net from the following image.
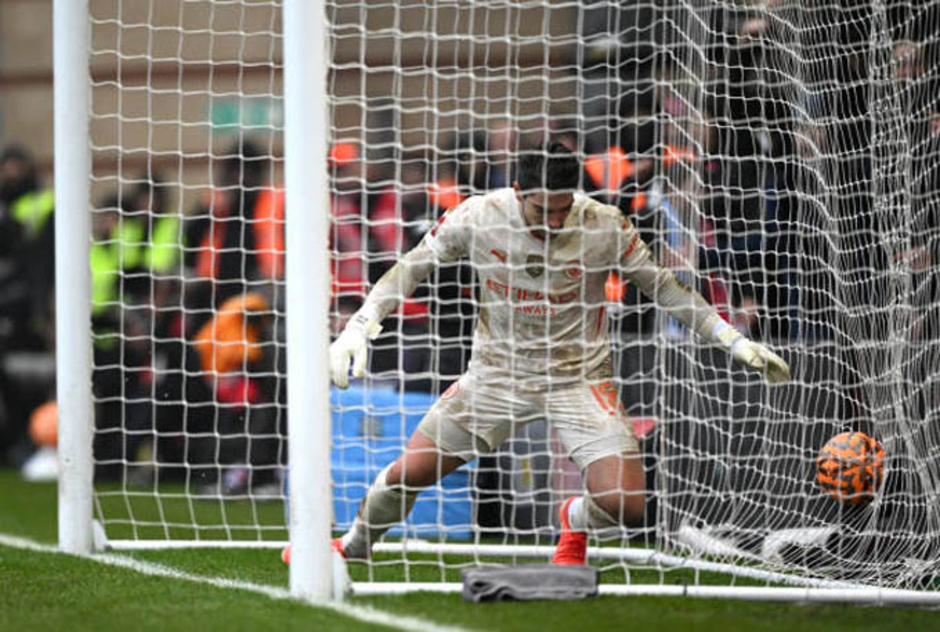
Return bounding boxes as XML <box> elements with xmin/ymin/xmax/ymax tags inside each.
<box><xmin>816</xmin><ymin>431</ymin><xmax>884</xmax><ymax>505</ymax></box>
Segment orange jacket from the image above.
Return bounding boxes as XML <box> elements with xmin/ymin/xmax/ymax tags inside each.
<box><xmin>194</xmin><ymin>293</ymin><xmax>269</xmax><ymax>375</ymax></box>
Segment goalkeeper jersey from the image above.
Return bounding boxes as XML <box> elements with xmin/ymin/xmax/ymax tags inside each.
<box><xmin>422</xmin><ymin>188</ymin><xmax>646</xmax><ymax>384</ymax></box>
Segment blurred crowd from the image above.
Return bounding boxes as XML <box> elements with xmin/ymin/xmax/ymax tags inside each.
<box><xmin>0</xmin><ymin>1</ymin><xmax>937</xmax><ymax>491</ymax></box>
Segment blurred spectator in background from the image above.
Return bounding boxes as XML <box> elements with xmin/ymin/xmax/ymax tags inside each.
<box><xmin>453</xmin><ymin>119</ymin><xmax>518</xmax><ymax>195</ymax></box>
<box><xmin>401</xmin><ymin>149</ymin><xmax>476</xmax><ymax>392</ymax></box>
<box><xmin>548</xmin><ymin>117</ymin><xmax>581</xmax><ymax>154</ymax></box>
<box><xmin>329</xmin><ymin>141</ymin><xmax>473</xmax><ymax>394</ymax></box>
<box><xmin>187</xmin><ymin>291</ymin><xmax>281</xmax><ymax>496</ymax></box>
<box><xmin>0</xmin><ymin>145</ymin><xmax>55</xmax><ymax>349</ymax></box>
<box><xmin>359</xmin><ymin>149</ymin><xmax>430</xmax><ymax>385</ymax></box>
<box><xmin>0</xmin><ymin>145</ymin><xmax>56</xmax><ymax>467</ymax></box>
<box><xmin>896</xmin><ymin>35</ymin><xmax>940</xmax><ymax>351</ymax></box>
<box><xmin>329</xmin><ymin>140</ymin><xmax>369</xmax><ymax>323</ymax></box>
<box><xmin>89</xmin><ymin>174</ymin><xmax>186</xmax><ymax>480</ymax></box>
<box><xmin>184</xmin><ymin>139</ymin><xmax>282</xmax><ymax>330</ymax></box>
<box><xmin>174</xmin><ymin>140</ymin><xmax>286</xmax><ymax>491</ymax></box>
<box><xmin>574</xmin><ymin>2</ymin><xmax>655</xmax><ymax>153</ymax></box>
<box><xmin>698</xmin><ymin>6</ymin><xmax>801</xmax><ymax>340</ymax></box>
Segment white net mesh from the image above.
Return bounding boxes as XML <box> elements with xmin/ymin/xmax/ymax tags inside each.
<box><xmin>90</xmin><ymin>0</ymin><xmax>287</xmax><ymax>540</ymax></box>
<box><xmin>87</xmin><ymin>0</ymin><xmax>940</xmax><ymax>594</ymax></box>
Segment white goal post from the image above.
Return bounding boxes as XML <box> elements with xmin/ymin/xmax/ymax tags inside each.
<box><xmin>54</xmin><ymin>0</ymin><xmax>334</xmax><ymax>600</ymax></box>
<box><xmin>54</xmin><ymin>0</ymin><xmax>940</xmax><ymax>605</ymax></box>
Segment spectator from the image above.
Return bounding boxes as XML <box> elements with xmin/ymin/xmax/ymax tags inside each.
<box><xmin>184</xmin><ymin>139</ymin><xmax>282</xmax><ymax>331</ymax></box>
<box><xmin>187</xmin><ymin>291</ymin><xmax>281</xmax><ymax>496</ymax></box>
<box><xmin>329</xmin><ymin>140</ymin><xmax>369</xmax><ymax>312</ymax></box>
<box><xmin>548</xmin><ymin>117</ymin><xmax>581</xmax><ymax>154</ymax></box>
<box><xmin>361</xmin><ymin>151</ymin><xmax>430</xmax><ymax>385</ymax></box>
<box><xmin>573</xmin><ymin>3</ymin><xmax>655</xmax><ymax>152</ymax></box>
<box><xmin>0</xmin><ymin>145</ymin><xmax>55</xmax><ymax>466</ymax></box>
<box><xmin>88</xmin><ymin>175</ymin><xmax>188</xmax><ymax>480</ymax></box>
<box><xmin>0</xmin><ymin>145</ymin><xmax>55</xmax><ymax>349</ymax></box>
<box><xmin>453</xmin><ymin>120</ymin><xmax>518</xmax><ymax>195</ymax></box>
<box><xmin>331</xmin><ymin>145</ymin><xmax>472</xmax><ymax>393</ymax></box>
<box><xmin>403</xmin><ymin>152</ymin><xmax>477</xmax><ymax>392</ymax></box>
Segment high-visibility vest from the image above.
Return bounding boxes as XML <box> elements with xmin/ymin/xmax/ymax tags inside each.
<box><xmin>585</xmin><ymin>147</ymin><xmax>635</xmax><ymax>194</ymax></box>
<box><xmin>253</xmin><ymin>188</ymin><xmax>285</xmax><ymax>279</ymax></box>
<box><xmin>11</xmin><ymin>189</ymin><xmax>55</xmax><ymax>239</ymax></box>
<box><xmin>585</xmin><ymin>147</ymin><xmax>646</xmax><ymax>211</ymax></box>
<box><xmin>194</xmin><ymin>189</ymin><xmax>229</xmax><ymax>279</ymax></box>
<box><xmin>146</xmin><ymin>215</ymin><xmax>182</xmax><ymax>274</ymax></box>
<box><xmin>90</xmin><ymin>215</ymin><xmax>182</xmax><ymax>315</ymax></box>
<box><xmin>193</xmin><ymin>187</ymin><xmax>285</xmax><ymax>280</ymax></box>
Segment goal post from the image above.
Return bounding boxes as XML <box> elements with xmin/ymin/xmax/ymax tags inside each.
<box><xmin>54</xmin><ymin>0</ymin><xmax>94</xmax><ymax>556</ymax></box>
<box><xmin>282</xmin><ymin>0</ymin><xmax>332</xmax><ymax>602</ymax></box>
<box><xmin>56</xmin><ymin>0</ymin><xmax>940</xmax><ymax>605</ymax></box>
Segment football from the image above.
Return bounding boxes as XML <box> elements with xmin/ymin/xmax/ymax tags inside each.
<box><xmin>816</xmin><ymin>431</ymin><xmax>885</xmax><ymax>504</ymax></box>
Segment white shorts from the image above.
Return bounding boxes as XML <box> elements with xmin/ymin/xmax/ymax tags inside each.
<box><xmin>416</xmin><ymin>368</ymin><xmax>639</xmax><ymax>470</ymax></box>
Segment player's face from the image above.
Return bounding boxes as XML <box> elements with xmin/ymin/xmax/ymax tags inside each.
<box><xmin>515</xmin><ymin>187</ymin><xmax>575</xmax><ymax>240</ymax></box>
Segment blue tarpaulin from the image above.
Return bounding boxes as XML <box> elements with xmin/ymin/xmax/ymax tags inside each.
<box><xmin>330</xmin><ymin>386</ymin><xmax>473</xmax><ymax>539</ymax></box>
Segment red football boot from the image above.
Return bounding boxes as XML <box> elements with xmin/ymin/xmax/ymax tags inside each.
<box><xmin>551</xmin><ymin>496</ymin><xmax>588</xmax><ymax>565</ymax></box>
<box><xmin>280</xmin><ymin>538</ymin><xmax>346</xmax><ymax>565</ymax></box>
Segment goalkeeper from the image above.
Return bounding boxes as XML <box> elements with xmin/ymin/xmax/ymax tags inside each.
<box><xmin>323</xmin><ymin>142</ymin><xmax>789</xmax><ymax>565</ymax></box>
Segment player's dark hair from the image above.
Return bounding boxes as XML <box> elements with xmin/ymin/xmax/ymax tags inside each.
<box><xmin>515</xmin><ymin>142</ymin><xmax>580</xmax><ymax>193</ymax></box>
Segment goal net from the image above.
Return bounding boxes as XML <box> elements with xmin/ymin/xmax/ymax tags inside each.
<box><xmin>79</xmin><ymin>0</ymin><xmax>940</xmax><ymax>600</ymax></box>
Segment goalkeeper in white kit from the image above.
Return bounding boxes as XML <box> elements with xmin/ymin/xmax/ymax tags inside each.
<box><xmin>309</xmin><ymin>142</ymin><xmax>790</xmax><ymax>565</ymax></box>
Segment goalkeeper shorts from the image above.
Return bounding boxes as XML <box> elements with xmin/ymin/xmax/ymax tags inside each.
<box><xmin>416</xmin><ymin>368</ymin><xmax>638</xmax><ymax>470</ymax></box>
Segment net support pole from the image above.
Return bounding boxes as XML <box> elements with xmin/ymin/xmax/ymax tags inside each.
<box><xmin>284</xmin><ymin>0</ymin><xmax>333</xmax><ymax>602</ymax></box>
<box><xmin>53</xmin><ymin>0</ymin><xmax>94</xmax><ymax>555</ymax></box>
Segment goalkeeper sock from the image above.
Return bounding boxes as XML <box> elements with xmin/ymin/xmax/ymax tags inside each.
<box><xmin>566</xmin><ymin>497</ymin><xmax>588</xmax><ymax>532</ymax></box>
<box><xmin>341</xmin><ymin>463</ymin><xmax>418</xmax><ymax>558</ymax></box>
<box><xmin>567</xmin><ymin>495</ymin><xmax>620</xmax><ymax>533</ymax></box>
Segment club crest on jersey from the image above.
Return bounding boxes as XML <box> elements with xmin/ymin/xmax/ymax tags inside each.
<box><xmin>565</xmin><ymin>263</ymin><xmax>583</xmax><ymax>280</ymax></box>
<box><xmin>525</xmin><ymin>254</ymin><xmax>544</xmax><ymax>278</ymax></box>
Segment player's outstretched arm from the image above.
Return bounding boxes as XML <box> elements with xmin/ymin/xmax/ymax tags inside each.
<box><xmin>618</xmin><ymin>219</ymin><xmax>790</xmax><ymax>384</ymax></box>
<box><xmin>330</xmin><ymin>240</ymin><xmax>439</xmax><ymax>389</ymax></box>
<box><xmin>331</xmin><ymin>199</ymin><xmax>473</xmax><ymax>388</ymax></box>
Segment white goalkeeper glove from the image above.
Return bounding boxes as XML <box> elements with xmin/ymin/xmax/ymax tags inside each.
<box><xmin>713</xmin><ymin>321</ymin><xmax>791</xmax><ymax>384</ymax></box>
<box><xmin>330</xmin><ymin>307</ymin><xmax>382</xmax><ymax>389</ymax></box>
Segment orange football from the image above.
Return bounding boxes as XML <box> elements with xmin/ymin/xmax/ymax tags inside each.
<box><xmin>816</xmin><ymin>431</ymin><xmax>884</xmax><ymax>504</ymax></box>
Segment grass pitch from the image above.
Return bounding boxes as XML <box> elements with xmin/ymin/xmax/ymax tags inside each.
<box><xmin>1</xmin><ymin>469</ymin><xmax>937</xmax><ymax>632</ymax></box>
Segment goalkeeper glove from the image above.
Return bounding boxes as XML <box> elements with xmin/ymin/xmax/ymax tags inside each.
<box><xmin>713</xmin><ymin>321</ymin><xmax>791</xmax><ymax>384</ymax></box>
<box><xmin>330</xmin><ymin>307</ymin><xmax>382</xmax><ymax>389</ymax></box>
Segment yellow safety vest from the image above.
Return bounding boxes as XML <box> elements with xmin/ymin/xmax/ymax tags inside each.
<box><xmin>90</xmin><ymin>215</ymin><xmax>182</xmax><ymax>316</ymax></box>
<box><xmin>11</xmin><ymin>190</ymin><xmax>55</xmax><ymax>238</ymax></box>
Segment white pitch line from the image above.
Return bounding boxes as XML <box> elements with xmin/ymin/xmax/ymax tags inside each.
<box><xmin>0</xmin><ymin>533</ymin><xmax>475</xmax><ymax>632</ymax></box>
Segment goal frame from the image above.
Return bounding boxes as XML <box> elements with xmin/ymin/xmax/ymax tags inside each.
<box><xmin>52</xmin><ymin>0</ymin><xmax>334</xmax><ymax>601</ymax></box>
<box><xmin>52</xmin><ymin>0</ymin><xmax>940</xmax><ymax>607</ymax></box>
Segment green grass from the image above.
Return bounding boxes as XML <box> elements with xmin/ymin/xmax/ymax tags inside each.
<box><xmin>94</xmin><ymin>484</ymin><xmax>288</xmax><ymax>542</ymax></box>
<box><xmin>0</xmin><ymin>546</ymin><xmax>390</xmax><ymax>632</ymax></box>
<box><xmin>2</xmin><ymin>468</ymin><xmax>938</xmax><ymax>632</ymax></box>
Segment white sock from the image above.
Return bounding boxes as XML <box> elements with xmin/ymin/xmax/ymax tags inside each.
<box><xmin>566</xmin><ymin>495</ymin><xmax>620</xmax><ymax>534</ymax></box>
<box><xmin>341</xmin><ymin>464</ymin><xmax>418</xmax><ymax>558</ymax></box>
<box><xmin>567</xmin><ymin>496</ymin><xmax>588</xmax><ymax>532</ymax></box>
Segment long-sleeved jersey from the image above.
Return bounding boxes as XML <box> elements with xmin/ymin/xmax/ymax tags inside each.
<box><xmin>361</xmin><ymin>188</ymin><xmax>724</xmax><ymax>385</ymax></box>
